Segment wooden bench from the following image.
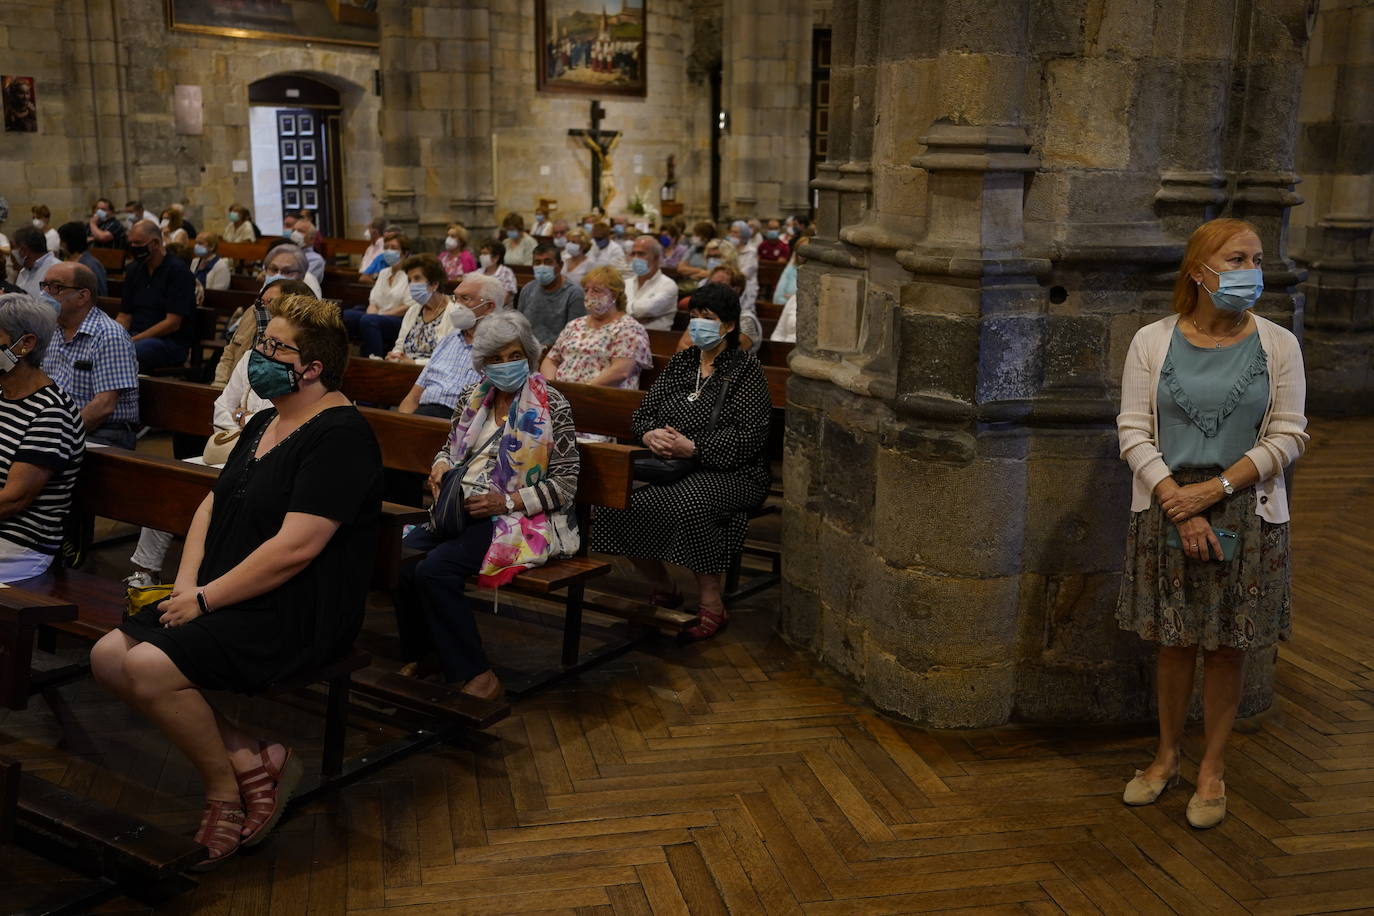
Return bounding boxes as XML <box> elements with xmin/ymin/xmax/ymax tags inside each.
<box><xmin>94</xmin><ymin>297</ymin><xmax>222</xmax><ymax>380</ymax></box>
<box><xmin>342</xmin><ymin>356</ymin><xmax>422</xmax><ymax>406</ymax></box>
<box><xmin>89</xmin><ymin>247</ymin><xmax>126</xmax><ymax>273</ymax></box>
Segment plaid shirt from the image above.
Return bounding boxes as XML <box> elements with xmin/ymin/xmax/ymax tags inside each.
<box><xmin>415</xmin><ymin>332</ymin><xmax>481</xmax><ymax>409</ymax></box>
<box><xmin>43</xmin><ymin>307</ymin><xmax>140</xmax><ymax>425</ymax></box>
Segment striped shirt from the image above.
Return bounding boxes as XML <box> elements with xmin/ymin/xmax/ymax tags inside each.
<box><xmin>43</xmin><ymin>307</ymin><xmax>140</xmax><ymax>425</ymax></box>
<box><xmin>0</xmin><ymin>385</ymin><xmax>85</xmax><ymax>554</ymax></box>
<box><xmin>415</xmin><ymin>332</ymin><xmax>481</xmax><ymax>409</ymax></box>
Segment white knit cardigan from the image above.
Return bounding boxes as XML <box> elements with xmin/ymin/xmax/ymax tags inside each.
<box><xmin>1117</xmin><ymin>313</ymin><xmax>1309</xmax><ymax>523</ymax></box>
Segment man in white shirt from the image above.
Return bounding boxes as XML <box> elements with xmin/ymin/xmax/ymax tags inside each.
<box><xmin>624</xmin><ymin>236</ymin><xmax>680</xmax><ymax>330</ymax></box>
<box><xmin>584</xmin><ymin>220</ymin><xmax>629</xmax><ymax>275</ymax></box>
<box><xmin>12</xmin><ymin>226</ymin><xmax>59</xmax><ymax>301</ymax></box>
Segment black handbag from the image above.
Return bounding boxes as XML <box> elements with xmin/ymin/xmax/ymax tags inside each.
<box><xmin>633</xmin><ymin>356</ymin><xmax>735</xmax><ymax>486</ymax></box>
<box><xmin>428</xmin><ymin>426</ymin><xmax>503</xmax><ymax>538</ymax></box>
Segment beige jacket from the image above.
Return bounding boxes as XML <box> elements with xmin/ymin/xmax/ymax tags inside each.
<box><xmin>1117</xmin><ymin>313</ymin><xmax>1308</xmax><ymax>523</ymax></box>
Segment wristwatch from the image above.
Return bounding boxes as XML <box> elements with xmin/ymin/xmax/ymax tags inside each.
<box><xmin>1216</xmin><ymin>474</ymin><xmax>1235</xmax><ymax>496</ymax></box>
<box><xmin>504</xmin><ymin>493</ymin><xmax>516</xmax><ymax>513</ymax></box>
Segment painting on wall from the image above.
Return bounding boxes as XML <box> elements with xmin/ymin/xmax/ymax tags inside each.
<box><xmin>536</xmin><ymin>0</ymin><xmax>646</xmax><ymax>97</ymax></box>
<box><xmin>2</xmin><ymin>76</ymin><xmax>37</xmax><ymax>133</ymax></box>
<box><xmin>166</xmin><ymin>0</ymin><xmax>378</xmax><ymax>49</ymax></box>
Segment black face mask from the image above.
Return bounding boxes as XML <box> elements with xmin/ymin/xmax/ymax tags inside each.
<box><xmin>128</xmin><ymin>244</ymin><xmax>151</xmax><ymax>262</ymax></box>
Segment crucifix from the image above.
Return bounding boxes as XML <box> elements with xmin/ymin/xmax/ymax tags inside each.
<box><xmin>568</xmin><ymin>100</ymin><xmax>621</xmax><ymax>212</ymax></box>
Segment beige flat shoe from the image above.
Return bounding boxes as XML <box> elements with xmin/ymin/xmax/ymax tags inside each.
<box><xmin>1123</xmin><ymin>769</ymin><xmax>1179</xmax><ymax>806</ymax></box>
<box><xmin>1186</xmin><ymin>782</ymin><xmax>1227</xmax><ymax>828</ymax></box>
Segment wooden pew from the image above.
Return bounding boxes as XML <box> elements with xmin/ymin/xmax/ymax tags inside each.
<box><xmin>342</xmin><ymin>356</ymin><xmax>422</xmax><ymax>406</ymax></box>
<box><xmin>218</xmin><ymin>240</ymin><xmax>273</xmax><ymax>268</ymax></box>
<box><xmin>93</xmin><ymin>298</ymin><xmax>221</xmax><ymax>378</ymax></box>
<box><xmin>89</xmin><ymin>248</ymin><xmax>125</xmax><ymax>273</ymax></box>
<box><xmin>0</xmin><ymin>588</ymin><xmax>77</xmax><ymax>710</ymax></box>
<box><xmin>322</xmin><ymin>237</ymin><xmax>370</xmax><ymax>261</ymax></box>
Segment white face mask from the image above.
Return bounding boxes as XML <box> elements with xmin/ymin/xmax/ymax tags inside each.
<box><xmin>449</xmin><ymin>304</ymin><xmax>478</xmax><ymax>331</ymax></box>
<box><xmin>479</xmin><ymin>254</ymin><xmax>494</xmax><ymax>269</ymax></box>
<box><xmin>160</xmin><ymin>218</ymin><xmax>171</xmax><ymax>230</ymax></box>
<box><xmin>565</xmin><ymin>243</ymin><xmax>582</xmax><ymax>258</ymax></box>
<box><xmin>445</xmin><ymin>236</ymin><xmax>459</xmax><ymax>250</ymax></box>
<box><xmin>290</xmin><ymin>230</ymin><xmax>306</xmax><ymax>246</ymax></box>
<box><xmin>32</xmin><ymin>218</ymin><xmax>43</xmax><ymax>229</ymax></box>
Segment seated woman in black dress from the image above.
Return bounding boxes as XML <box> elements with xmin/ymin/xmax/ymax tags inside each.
<box><xmin>592</xmin><ymin>283</ymin><xmax>772</xmax><ymax>641</ymax></box>
<box><xmin>397</xmin><ymin>311</ymin><xmax>580</xmax><ymax>699</ymax></box>
<box><xmin>90</xmin><ymin>295</ymin><xmax>383</xmax><ymax>870</ymax></box>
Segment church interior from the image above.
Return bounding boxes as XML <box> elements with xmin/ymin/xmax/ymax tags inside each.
<box><xmin>2</xmin><ymin>0</ymin><xmax>1373</xmax><ymax>912</ymax></box>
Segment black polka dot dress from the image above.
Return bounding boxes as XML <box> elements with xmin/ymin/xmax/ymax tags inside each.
<box><xmin>592</xmin><ymin>347</ymin><xmax>772</xmax><ymax>574</ymax></box>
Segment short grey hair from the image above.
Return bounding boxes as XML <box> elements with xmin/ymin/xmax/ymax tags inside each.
<box><xmin>128</xmin><ymin>219</ymin><xmax>160</xmax><ymax>244</ymax></box>
<box><xmin>471</xmin><ymin>310</ymin><xmax>542</xmax><ymax>373</ymax></box>
<box><xmin>264</xmin><ymin>243</ymin><xmax>309</xmax><ymax>277</ymax></box>
<box><xmin>466</xmin><ymin>273</ymin><xmax>509</xmax><ymax>311</ymax></box>
<box><xmin>634</xmin><ymin>235</ymin><xmax>663</xmax><ymax>261</ymax></box>
<box><xmin>0</xmin><ymin>293</ymin><xmax>57</xmax><ymax>367</ymax></box>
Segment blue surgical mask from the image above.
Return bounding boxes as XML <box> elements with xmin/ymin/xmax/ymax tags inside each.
<box><xmin>262</xmin><ymin>274</ymin><xmax>285</xmax><ymax>287</ymax></box>
<box><xmin>228</xmin><ymin>211</ymin><xmax>241</xmax><ymax>223</ymax></box>
<box><xmin>595</xmin><ymin>237</ymin><xmax>609</xmax><ymax>249</ymax></box>
<box><xmin>582</xmin><ymin>222</ymin><xmax>594</xmax><ymax>233</ymax></box>
<box><xmin>40</xmin><ymin>292</ymin><xmax>60</xmax><ymax>312</ymax></box>
<box><xmin>553</xmin><ymin>236</ymin><xmax>567</xmax><ymax>248</ymax></box>
<box><xmin>613</xmin><ymin>225</ymin><xmax>625</xmax><ymax>236</ymax></box>
<box><xmin>95</xmin><ymin>208</ymin><xmax>108</xmax><ymax>221</ymax></box>
<box><xmin>765</xmin><ymin>230</ymin><xmax>779</xmax><ymax>240</ymax></box>
<box><xmin>533</xmin><ymin>264</ymin><xmax>557</xmax><ymax>285</ymax></box>
<box><xmin>485</xmin><ymin>358</ymin><xmax>529</xmax><ymax>392</ymax></box>
<box><xmin>631</xmin><ymin>257</ymin><xmax>650</xmax><ymax>277</ymax></box>
<box><xmin>1202</xmin><ymin>263</ymin><xmax>1263</xmax><ymax>313</ymax></box>
<box><xmin>381</xmin><ymin>249</ymin><xmax>401</xmax><ymax>266</ymax></box>
<box><xmin>688</xmin><ymin>317</ymin><xmax>723</xmax><ymax>350</ymax></box>
<box><xmin>706</xmin><ymin>257</ymin><xmax>721</xmax><ymax>271</ymax></box>
<box><xmin>659</xmin><ymin>234</ymin><xmax>672</xmax><ymax>247</ymax></box>
<box><xmin>194</xmin><ymin>244</ymin><xmax>208</xmax><ymax>257</ymax></box>
<box><xmin>408</xmin><ymin>281</ymin><xmax>433</xmax><ymax>305</ymax></box>
<box><xmin>247</xmin><ymin>349</ymin><xmax>300</xmax><ymax>399</ymax></box>
<box><xmin>506</xmin><ymin>228</ymin><xmax>520</xmax><ymax>240</ymax></box>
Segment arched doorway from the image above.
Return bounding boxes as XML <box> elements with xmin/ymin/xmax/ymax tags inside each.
<box><xmin>248</xmin><ymin>74</ymin><xmax>346</xmax><ymax>237</ymax></box>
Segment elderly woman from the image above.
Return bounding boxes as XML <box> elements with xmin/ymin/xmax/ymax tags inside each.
<box><xmin>191</xmin><ymin>233</ymin><xmax>231</xmax><ymax>292</ymax></box>
<box><xmin>396</xmin><ymin>311</ymin><xmax>580</xmax><ymax>699</ymax></box>
<box><xmin>262</xmin><ymin>242</ymin><xmax>323</xmax><ymax>297</ymax></box>
<box><xmin>478</xmin><ymin>237</ymin><xmax>519</xmax><ymax>307</ymax></box>
<box><xmin>384</xmin><ymin>254</ymin><xmax>459</xmax><ymax>364</ymax></box>
<box><xmin>91</xmin><ymin>296</ymin><xmax>383</xmax><ymax>869</ymax></box>
<box><xmin>541</xmin><ymin>265</ymin><xmax>652</xmax><ymax>390</ymax></box>
<box><xmin>223</xmin><ymin>204</ymin><xmax>257</xmax><ymax>244</ymax></box>
<box><xmin>561</xmin><ymin>228</ymin><xmax>593</xmax><ymax>287</ymax></box>
<box><xmin>0</xmin><ymin>294</ymin><xmax>85</xmax><ymax>582</ymax></box>
<box><xmin>440</xmin><ymin>223</ymin><xmax>478</xmax><ymax>280</ymax></box>
<box><xmin>592</xmin><ymin>284</ymin><xmax>772</xmax><ymax>641</ymax></box>
<box><xmin>501</xmin><ymin>212</ymin><xmax>536</xmax><ymax>267</ymax></box>
<box><xmin>1117</xmin><ymin>218</ymin><xmax>1308</xmax><ymax>830</ymax></box>
<box><xmin>341</xmin><ymin>232</ymin><xmax>413</xmax><ymax>356</ymax></box>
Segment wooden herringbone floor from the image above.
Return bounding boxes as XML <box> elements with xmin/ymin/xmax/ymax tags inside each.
<box><xmin>3</xmin><ymin>417</ymin><xmax>1373</xmax><ymax>915</ymax></box>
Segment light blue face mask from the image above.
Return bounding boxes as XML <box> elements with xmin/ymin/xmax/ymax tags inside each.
<box><xmin>40</xmin><ymin>292</ymin><xmax>61</xmax><ymax>312</ymax></box>
<box><xmin>1202</xmin><ymin>263</ymin><xmax>1263</xmax><ymax>312</ymax></box>
<box><xmin>485</xmin><ymin>358</ymin><xmax>529</xmax><ymax>392</ymax></box>
<box><xmin>688</xmin><ymin>317</ymin><xmax>723</xmax><ymax>350</ymax></box>
<box><xmin>764</xmin><ymin>230</ymin><xmax>779</xmax><ymax>240</ymax></box>
<box><xmin>533</xmin><ymin>264</ymin><xmax>557</xmax><ymax>286</ymax></box>
<box><xmin>262</xmin><ymin>274</ymin><xmax>285</xmax><ymax>287</ymax></box>
<box><xmin>95</xmin><ymin>208</ymin><xmax>108</xmax><ymax>221</ymax></box>
<box><xmin>506</xmin><ymin>229</ymin><xmax>520</xmax><ymax>240</ymax></box>
<box><xmin>381</xmin><ymin>249</ymin><xmax>401</xmax><ymax>266</ymax></box>
<box><xmin>631</xmin><ymin>257</ymin><xmax>649</xmax><ymax>277</ymax></box>
<box><xmin>705</xmin><ymin>257</ymin><xmax>721</xmax><ymax>271</ymax></box>
<box><xmin>408</xmin><ymin>281</ymin><xmax>433</xmax><ymax>305</ymax></box>
<box><xmin>582</xmin><ymin>222</ymin><xmax>594</xmax><ymax>233</ymax></box>
<box><xmin>194</xmin><ymin>244</ymin><xmax>208</xmax><ymax>258</ymax></box>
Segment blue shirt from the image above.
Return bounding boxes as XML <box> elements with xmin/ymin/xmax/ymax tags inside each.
<box><xmin>42</xmin><ymin>307</ymin><xmax>140</xmax><ymax>426</ymax></box>
<box><xmin>415</xmin><ymin>332</ymin><xmax>480</xmax><ymax>409</ymax></box>
<box><xmin>1157</xmin><ymin>325</ymin><xmax>1268</xmax><ymax>472</ymax></box>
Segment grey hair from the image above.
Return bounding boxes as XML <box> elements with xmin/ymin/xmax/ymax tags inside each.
<box><xmin>128</xmin><ymin>219</ymin><xmax>161</xmax><ymax>243</ymax></box>
<box><xmin>0</xmin><ymin>293</ymin><xmax>57</xmax><ymax>367</ymax></box>
<box><xmin>466</xmin><ymin>273</ymin><xmax>509</xmax><ymax>311</ymax></box>
<box><xmin>471</xmin><ymin>310</ymin><xmax>542</xmax><ymax>373</ymax></box>
<box><xmin>265</xmin><ymin>243</ymin><xmax>309</xmax><ymax>277</ymax></box>
<box><xmin>634</xmin><ymin>235</ymin><xmax>663</xmax><ymax>260</ymax></box>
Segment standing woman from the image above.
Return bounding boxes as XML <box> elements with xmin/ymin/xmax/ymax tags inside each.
<box><xmin>1116</xmin><ymin>218</ymin><xmax>1308</xmax><ymax>829</ymax></box>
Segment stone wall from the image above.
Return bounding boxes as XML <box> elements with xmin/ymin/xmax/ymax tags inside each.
<box><xmin>783</xmin><ymin>0</ymin><xmax>1316</xmax><ymax>728</ymax></box>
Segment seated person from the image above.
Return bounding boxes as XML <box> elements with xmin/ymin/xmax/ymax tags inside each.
<box><xmin>585</xmin><ymin>220</ymin><xmax>629</xmax><ymax>274</ymax></box>
<box><xmin>41</xmin><ymin>262</ymin><xmax>139</xmax><ymax>448</ymax></box>
<box><xmin>223</xmin><ymin>204</ymin><xmax>257</xmax><ymax>244</ymax></box>
<box><xmin>56</xmin><ymin>220</ymin><xmax>109</xmax><ymax>297</ymax></box>
<box><xmin>118</xmin><ymin>220</ymin><xmax>196</xmax><ymax>371</ymax></box>
<box><xmin>290</xmin><ymin>219</ymin><xmax>326</xmax><ymax>284</ymax></box>
<box><xmin>624</xmin><ymin>236</ymin><xmax>679</xmax><ymax>330</ymax></box>
<box><xmin>773</xmin><ymin>235</ymin><xmax>808</xmax><ymax>305</ymax></box>
<box><xmin>212</xmin><ymin>278</ymin><xmax>313</xmax><ymax>388</ymax></box>
<box><xmin>675</xmin><ymin>220</ymin><xmax>719</xmax><ymax>280</ymax></box>
<box><xmin>12</xmin><ymin>226</ymin><xmax>59</xmax><ymax>300</ymax></box>
<box><xmin>169</xmin><ymin>202</ymin><xmax>198</xmax><ymax>241</ymax></box>
<box><xmin>561</xmin><ymin>228</ymin><xmax>593</xmax><ymax>287</ymax></box>
<box><xmin>341</xmin><ymin>232</ymin><xmax>412</xmax><ymax>356</ymax></box>
<box><xmin>477</xmin><ymin>238</ymin><xmax>518</xmax><ymax>306</ymax></box>
<box><xmin>360</xmin><ymin>218</ymin><xmax>387</xmax><ymax>274</ymax></box>
<box><xmin>516</xmin><ymin>241</ymin><xmax>585</xmax><ymax>349</ymax></box>
<box><xmin>757</xmin><ymin>219</ymin><xmax>791</xmax><ymax>262</ymax></box>
<box><xmin>0</xmin><ymin>293</ymin><xmax>85</xmax><ymax>582</ymax></box>
<box><xmin>398</xmin><ymin>274</ymin><xmax>503</xmax><ymax>418</ymax></box>
<box><xmin>31</xmin><ymin>205</ymin><xmax>61</xmax><ymax>254</ymax></box>
<box><xmin>397</xmin><ymin>311</ymin><xmax>580</xmax><ymax>698</ymax></box>
<box><xmin>191</xmin><ymin>233</ymin><xmax>231</xmax><ymax>292</ymax></box>
<box><xmin>260</xmin><ymin>242</ymin><xmax>324</xmax><ymax>297</ymax></box>
<box><xmin>91</xmin><ymin>295</ymin><xmax>383</xmax><ymax>870</ymax></box>
<box><xmin>541</xmin><ymin>265</ymin><xmax>652</xmax><ymax>390</ymax></box>
<box><xmin>384</xmin><ymin>253</ymin><xmax>460</xmax><ymax>364</ymax></box>
<box><xmin>660</xmin><ymin>221</ymin><xmax>690</xmax><ymax>269</ymax></box>
<box><xmin>771</xmin><ymin>295</ymin><xmax>797</xmax><ymax>343</ymax></box>
<box><xmin>702</xmin><ymin>237</ymin><xmax>758</xmax><ymax>314</ymax></box>
<box><xmin>440</xmin><ymin>223</ymin><xmax>477</xmax><ymax>280</ymax></box>
<box><xmin>87</xmin><ymin>196</ymin><xmax>127</xmax><ymax>249</ymax></box>
<box><xmin>675</xmin><ymin>265</ymin><xmax>761</xmax><ymax>354</ymax></box>
<box><xmin>160</xmin><ymin>207</ymin><xmax>190</xmax><ymax>248</ymax></box>
<box><xmin>592</xmin><ymin>284</ymin><xmax>772</xmax><ymax>641</ymax></box>
<box><xmin>500</xmin><ymin>212</ymin><xmax>536</xmax><ymax>267</ymax></box>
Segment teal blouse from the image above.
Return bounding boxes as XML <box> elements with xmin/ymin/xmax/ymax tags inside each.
<box><xmin>1156</xmin><ymin>325</ymin><xmax>1269</xmax><ymax>472</ymax></box>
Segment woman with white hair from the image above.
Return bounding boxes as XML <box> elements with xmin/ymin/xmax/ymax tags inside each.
<box><xmin>0</xmin><ymin>293</ymin><xmax>85</xmax><ymax>581</ymax></box>
<box><xmin>395</xmin><ymin>311</ymin><xmax>580</xmax><ymax>700</ymax></box>
<box><xmin>261</xmin><ymin>242</ymin><xmax>323</xmax><ymax>297</ymax></box>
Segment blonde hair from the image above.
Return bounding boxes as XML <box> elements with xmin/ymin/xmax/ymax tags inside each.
<box><xmin>581</xmin><ymin>265</ymin><xmax>626</xmax><ymax>311</ymax></box>
<box><xmin>277</xmin><ymin>294</ymin><xmax>348</xmax><ymax>389</ymax></box>
<box><xmin>1171</xmin><ymin>218</ymin><xmax>1260</xmax><ymax>315</ymax></box>
<box><xmin>705</xmin><ymin>238</ymin><xmax>740</xmax><ymax>269</ymax></box>
<box><xmin>446</xmin><ymin>223</ymin><xmax>469</xmax><ymax>247</ymax></box>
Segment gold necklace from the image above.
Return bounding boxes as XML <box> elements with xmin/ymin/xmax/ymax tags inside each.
<box><xmin>1190</xmin><ymin>313</ymin><xmax>1247</xmax><ymax>349</ymax></box>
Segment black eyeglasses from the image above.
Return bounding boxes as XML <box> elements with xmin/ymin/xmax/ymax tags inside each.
<box><xmin>254</xmin><ymin>336</ymin><xmax>302</xmax><ymax>358</ymax></box>
<box><xmin>38</xmin><ymin>280</ymin><xmax>80</xmax><ymax>294</ymax></box>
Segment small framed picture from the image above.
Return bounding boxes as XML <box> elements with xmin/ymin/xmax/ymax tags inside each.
<box><xmin>298</xmin><ymin>113</ymin><xmax>314</xmax><ymax>134</ymax></box>
<box><xmin>299</xmin><ymin>138</ymin><xmax>316</xmax><ymax>161</ymax></box>
<box><xmin>281</xmin><ymin>139</ymin><xmax>297</xmax><ymax>160</ymax></box>
<box><xmin>300</xmin><ymin>163</ymin><xmax>317</xmax><ymax>184</ymax></box>
<box><xmin>302</xmin><ymin>188</ymin><xmax>319</xmax><ymax>209</ymax></box>
<box><xmin>282</xmin><ymin>164</ymin><xmax>299</xmax><ymax>184</ymax></box>
<box><xmin>284</xmin><ymin>188</ymin><xmax>301</xmax><ymax>209</ymax></box>
<box><xmin>279</xmin><ymin>114</ymin><xmax>296</xmax><ymax>135</ymax></box>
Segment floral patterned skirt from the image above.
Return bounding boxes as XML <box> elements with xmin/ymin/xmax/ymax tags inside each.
<box><xmin>1116</xmin><ymin>467</ymin><xmax>1292</xmax><ymax>650</ymax></box>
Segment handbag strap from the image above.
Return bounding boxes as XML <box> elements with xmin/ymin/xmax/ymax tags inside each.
<box><xmin>702</xmin><ymin>351</ymin><xmax>738</xmax><ymax>438</ymax></box>
<box><xmin>452</xmin><ymin>424</ymin><xmax>504</xmax><ymax>477</ymax></box>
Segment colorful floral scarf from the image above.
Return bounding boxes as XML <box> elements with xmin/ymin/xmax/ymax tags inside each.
<box><xmin>449</xmin><ymin>373</ymin><xmax>555</xmax><ymax>587</ymax></box>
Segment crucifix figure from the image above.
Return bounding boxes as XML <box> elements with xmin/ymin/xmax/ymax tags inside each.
<box><xmin>568</xmin><ymin>100</ymin><xmax>621</xmax><ymax>212</ymax></box>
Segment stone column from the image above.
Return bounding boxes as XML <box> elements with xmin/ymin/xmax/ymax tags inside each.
<box><xmin>1294</xmin><ymin>0</ymin><xmax>1374</xmax><ymax>414</ymax></box>
<box><xmin>377</xmin><ymin>0</ymin><xmax>496</xmax><ymax>248</ymax></box>
<box><xmin>721</xmin><ymin>0</ymin><xmax>813</xmax><ymax>217</ymax></box>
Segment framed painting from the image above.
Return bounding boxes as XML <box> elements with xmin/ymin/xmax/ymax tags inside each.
<box><xmin>536</xmin><ymin>0</ymin><xmax>646</xmax><ymax>97</ymax></box>
<box><xmin>2</xmin><ymin>76</ymin><xmax>37</xmax><ymax>133</ymax></box>
<box><xmin>166</xmin><ymin>0</ymin><xmax>378</xmax><ymax>49</ymax></box>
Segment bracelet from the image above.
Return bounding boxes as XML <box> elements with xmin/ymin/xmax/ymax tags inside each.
<box><xmin>196</xmin><ymin>591</ymin><xmax>211</xmax><ymax>615</ymax></box>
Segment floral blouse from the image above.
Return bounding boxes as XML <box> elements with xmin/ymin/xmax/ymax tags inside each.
<box><xmin>402</xmin><ymin>310</ymin><xmax>446</xmax><ymax>361</ymax></box>
<box><xmin>547</xmin><ymin>314</ymin><xmax>653</xmax><ymax>389</ymax></box>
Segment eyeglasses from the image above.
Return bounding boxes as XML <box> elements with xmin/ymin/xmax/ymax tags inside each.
<box><xmin>38</xmin><ymin>281</ymin><xmax>80</xmax><ymax>295</ymax></box>
<box><xmin>254</xmin><ymin>335</ymin><xmax>302</xmax><ymax>358</ymax></box>
<box><xmin>455</xmin><ymin>292</ymin><xmax>491</xmax><ymax>307</ymax></box>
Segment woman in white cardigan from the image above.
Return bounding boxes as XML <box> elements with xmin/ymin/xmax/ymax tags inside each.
<box><xmin>1116</xmin><ymin>218</ymin><xmax>1307</xmax><ymax>829</ymax></box>
<box><xmin>385</xmin><ymin>254</ymin><xmax>459</xmax><ymax>364</ymax></box>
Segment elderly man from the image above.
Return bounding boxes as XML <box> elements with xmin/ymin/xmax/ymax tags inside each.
<box><xmin>118</xmin><ymin>219</ymin><xmax>196</xmax><ymax>371</ymax></box>
<box><xmin>584</xmin><ymin>219</ymin><xmax>629</xmax><ymax>274</ymax></box>
<box><xmin>124</xmin><ymin>199</ymin><xmax>159</xmax><ymax>227</ymax></box>
<box><xmin>516</xmin><ymin>242</ymin><xmax>585</xmax><ymax>348</ymax></box>
<box><xmin>291</xmin><ymin>219</ymin><xmax>327</xmax><ymax>283</ymax></box>
<box><xmin>623</xmin><ymin>236</ymin><xmax>679</xmax><ymax>330</ymax></box>
<box><xmin>12</xmin><ymin>227</ymin><xmax>59</xmax><ymax>302</ymax></box>
<box><xmin>41</xmin><ymin>262</ymin><xmax>140</xmax><ymax>448</ymax></box>
<box><xmin>399</xmin><ymin>273</ymin><xmax>503</xmax><ymax>418</ymax></box>
<box><xmin>262</xmin><ymin>242</ymin><xmax>323</xmax><ymax>296</ymax></box>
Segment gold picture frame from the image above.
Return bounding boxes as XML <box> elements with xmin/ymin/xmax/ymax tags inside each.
<box><xmin>537</xmin><ymin>0</ymin><xmax>647</xmax><ymax>98</ymax></box>
<box><xmin>166</xmin><ymin>0</ymin><xmax>379</xmax><ymax>50</ymax></box>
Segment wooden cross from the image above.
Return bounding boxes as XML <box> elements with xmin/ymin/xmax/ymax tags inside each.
<box><xmin>568</xmin><ymin>100</ymin><xmax>621</xmax><ymax>211</ymax></box>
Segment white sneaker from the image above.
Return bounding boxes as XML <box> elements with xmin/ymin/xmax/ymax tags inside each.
<box><xmin>124</xmin><ymin>570</ymin><xmax>160</xmax><ymax>588</ymax></box>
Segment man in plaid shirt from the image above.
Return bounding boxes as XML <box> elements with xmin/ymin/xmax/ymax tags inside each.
<box><xmin>40</xmin><ymin>262</ymin><xmax>139</xmax><ymax>448</ymax></box>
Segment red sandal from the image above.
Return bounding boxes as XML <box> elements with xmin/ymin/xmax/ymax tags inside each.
<box><xmin>235</xmin><ymin>742</ymin><xmax>303</xmax><ymax>848</ymax></box>
<box><xmin>190</xmin><ymin>798</ymin><xmax>246</xmax><ymax>871</ymax></box>
<box><xmin>680</xmin><ymin>606</ymin><xmax>728</xmax><ymax>643</ymax></box>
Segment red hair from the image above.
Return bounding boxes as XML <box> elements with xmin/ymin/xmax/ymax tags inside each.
<box><xmin>1171</xmin><ymin>218</ymin><xmax>1259</xmax><ymax>315</ymax></box>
